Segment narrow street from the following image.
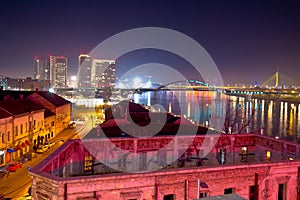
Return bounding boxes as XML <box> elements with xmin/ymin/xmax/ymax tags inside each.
<box><xmin>0</xmin><ymin>121</ymin><xmax>91</xmax><ymax>200</ymax></box>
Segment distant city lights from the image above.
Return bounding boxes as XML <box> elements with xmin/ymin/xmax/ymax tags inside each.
<box><xmin>49</xmin><ymin>88</ymin><xmax>55</xmax><ymax>93</ymax></box>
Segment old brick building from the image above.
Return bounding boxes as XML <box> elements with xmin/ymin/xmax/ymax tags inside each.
<box><xmin>0</xmin><ymin>90</ymin><xmax>70</xmax><ymax>166</ymax></box>
<box><xmin>28</xmin><ymin>101</ymin><xmax>300</xmax><ymax>199</ymax></box>
<box><xmin>29</xmin><ymin>131</ymin><xmax>300</xmax><ymax>200</ymax></box>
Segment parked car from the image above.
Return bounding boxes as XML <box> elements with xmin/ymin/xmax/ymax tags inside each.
<box><xmin>44</xmin><ymin>141</ymin><xmax>55</xmax><ymax>149</ymax></box>
<box><xmin>0</xmin><ymin>170</ymin><xmax>8</xmax><ymax>178</ymax></box>
<box><xmin>69</xmin><ymin>122</ymin><xmax>76</xmax><ymax>128</ymax></box>
<box><xmin>23</xmin><ymin>152</ymin><xmax>36</xmax><ymax>161</ymax></box>
<box><xmin>6</xmin><ymin>162</ymin><xmax>22</xmax><ymax>172</ymax></box>
<box><xmin>35</xmin><ymin>146</ymin><xmax>48</xmax><ymax>154</ymax></box>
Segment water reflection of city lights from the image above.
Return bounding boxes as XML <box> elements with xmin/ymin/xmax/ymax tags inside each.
<box><xmin>291</xmin><ymin>103</ymin><xmax>295</xmax><ymax>109</ymax></box>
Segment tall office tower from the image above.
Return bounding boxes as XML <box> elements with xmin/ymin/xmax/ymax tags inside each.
<box><xmin>33</xmin><ymin>57</ymin><xmax>50</xmax><ymax>80</ymax></box>
<box><xmin>91</xmin><ymin>59</ymin><xmax>116</xmax><ymax>88</ymax></box>
<box><xmin>44</xmin><ymin>59</ymin><xmax>50</xmax><ymax>80</ymax></box>
<box><xmin>78</xmin><ymin>54</ymin><xmax>92</xmax><ymax>88</ymax></box>
<box><xmin>34</xmin><ymin>56</ymin><xmax>42</xmax><ymax>79</ymax></box>
<box><xmin>49</xmin><ymin>56</ymin><xmax>67</xmax><ymax>88</ymax></box>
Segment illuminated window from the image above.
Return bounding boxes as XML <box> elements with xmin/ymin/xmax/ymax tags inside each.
<box><xmin>242</xmin><ymin>147</ymin><xmax>247</xmax><ymax>154</ymax></box>
<box><xmin>266</xmin><ymin>151</ymin><xmax>271</xmax><ymax>160</ymax></box>
<box><xmin>84</xmin><ymin>155</ymin><xmax>93</xmax><ymax>171</ymax></box>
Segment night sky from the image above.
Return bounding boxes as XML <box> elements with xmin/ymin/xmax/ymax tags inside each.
<box><xmin>0</xmin><ymin>0</ymin><xmax>300</xmax><ymax>85</ymax></box>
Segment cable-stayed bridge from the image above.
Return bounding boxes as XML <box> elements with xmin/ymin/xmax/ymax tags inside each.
<box><xmin>261</xmin><ymin>71</ymin><xmax>299</xmax><ymax>88</ymax></box>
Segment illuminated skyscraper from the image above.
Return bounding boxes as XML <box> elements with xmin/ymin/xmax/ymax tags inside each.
<box><xmin>78</xmin><ymin>54</ymin><xmax>92</xmax><ymax>88</ymax></box>
<box><xmin>77</xmin><ymin>54</ymin><xmax>116</xmax><ymax>89</ymax></box>
<box><xmin>33</xmin><ymin>57</ymin><xmax>50</xmax><ymax>80</ymax></box>
<box><xmin>91</xmin><ymin>59</ymin><xmax>115</xmax><ymax>88</ymax></box>
<box><xmin>49</xmin><ymin>56</ymin><xmax>67</xmax><ymax>88</ymax></box>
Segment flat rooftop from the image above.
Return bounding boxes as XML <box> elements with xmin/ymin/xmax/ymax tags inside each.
<box><xmin>32</xmin><ymin>133</ymin><xmax>300</xmax><ymax>178</ymax></box>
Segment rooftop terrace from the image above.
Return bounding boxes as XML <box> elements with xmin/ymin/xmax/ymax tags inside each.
<box><xmin>33</xmin><ymin>133</ymin><xmax>300</xmax><ymax>178</ymax></box>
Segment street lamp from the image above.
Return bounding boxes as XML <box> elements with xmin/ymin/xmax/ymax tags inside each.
<box><xmin>205</xmin><ymin>104</ymin><xmax>209</xmax><ymax>127</ymax></box>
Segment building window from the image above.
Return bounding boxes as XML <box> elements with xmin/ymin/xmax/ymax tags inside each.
<box><xmin>163</xmin><ymin>194</ymin><xmax>176</xmax><ymax>200</ymax></box>
<box><xmin>266</xmin><ymin>150</ymin><xmax>271</xmax><ymax>160</ymax></box>
<box><xmin>15</xmin><ymin>126</ymin><xmax>18</xmax><ymax>136</ymax></box>
<box><xmin>224</xmin><ymin>188</ymin><xmax>235</xmax><ymax>194</ymax></box>
<box><xmin>199</xmin><ymin>191</ymin><xmax>209</xmax><ymax>198</ymax></box>
<box><xmin>20</xmin><ymin>124</ymin><xmax>23</xmax><ymax>134</ymax></box>
<box><xmin>7</xmin><ymin>132</ymin><xmax>10</xmax><ymax>141</ymax></box>
<box><xmin>278</xmin><ymin>183</ymin><xmax>287</xmax><ymax>200</ymax></box>
<box><xmin>84</xmin><ymin>155</ymin><xmax>93</xmax><ymax>171</ymax></box>
<box><xmin>139</xmin><ymin>152</ymin><xmax>147</xmax><ymax>170</ymax></box>
<box><xmin>249</xmin><ymin>185</ymin><xmax>255</xmax><ymax>200</ymax></box>
<box><xmin>51</xmin><ymin>121</ymin><xmax>54</xmax><ymax>126</ymax></box>
<box><xmin>1</xmin><ymin>134</ymin><xmax>4</xmax><ymax>143</ymax></box>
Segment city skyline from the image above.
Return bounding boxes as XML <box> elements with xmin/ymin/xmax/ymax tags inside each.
<box><xmin>0</xmin><ymin>1</ymin><xmax>300</xmax><ymax>85</ymax></box>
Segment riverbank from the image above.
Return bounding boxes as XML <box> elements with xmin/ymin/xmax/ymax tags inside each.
<box><xmin>228</xmin><ymin>93</ymin><xmax>300</xmax><ymax>104</ymax></box>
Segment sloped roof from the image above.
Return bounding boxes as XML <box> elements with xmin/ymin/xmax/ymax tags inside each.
<box><xmin>0</xmin><ymin>107</ymin><xmax>12</xmax><ymax>119</ymax></box>
<box><xmin>85</xmin><ymin>119</ymin><xmax>208</xmax><ymax>138</ymax></box>
<box><xmin>0</xmin><ymin>90</ymin><xmax>32</xmax><ymax>101</ymax></box>
<box><xmin>44</xmin><ymin>109</ymin><xmax>55</xmax><ymax>118</ymax></box>
<box><xmin>35</xmin><ymin>91</ymin><xmax>70</xmax><ymax>107</ymax></box>
<box><xmin>105</xmin><ymin>100</ymin><xmax>148</xmax><ymax>120</ymax></box>
<box><xmin>86</xmin><ymin>101</ymin><xmax>208</xmax><ymax>138</ymax></box>
<box><xmin>0</xmin><ymin>90</ymin><xmax>70</xmax><ymax>107</ymax></box>
<box><xmin>0</xmin><ymin>98</ymin><xmax>45</xmax><ymax>115</ymax></box>
<box><xmin>101</xmin><ymin>119</ymin><xmax>131</xmax><ymax>127</ymax></box>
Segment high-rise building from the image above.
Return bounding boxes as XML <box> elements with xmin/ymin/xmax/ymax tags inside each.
<box><xmin>78</xmin><ymin>54</ymin><xmax>92</xmax><ymax>88</ymax></box>
<box><xmin>49</xmin><ymin>56</ymin><xmax>67</xmax><ymax>88</ymax></box>
<box><xmin>33</xmin><ymin>57</ymin><xmax>50</xmax><ymax>80</ymax></box>
<box><xmin>91</xmin><ymin>59</ymin><xmax>115</xmax><ymax>88</ymax></box>
<box><xmin>77</xmin><ymin>54</ymin><xmax>116</xmax><ymax>89</ymax></box>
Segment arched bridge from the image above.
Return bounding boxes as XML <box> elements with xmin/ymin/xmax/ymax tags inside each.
<box><xmin>134</xmin><ymin>80</ymin><xmax>217</xmax><ymax>94</ymax></box>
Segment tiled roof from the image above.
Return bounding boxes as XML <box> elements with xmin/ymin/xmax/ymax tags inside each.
<box><xmin>105</xmin><ymin>100</ymin><xmax>148</xmax><ymax>120</ymax></box>
<box><xmin>0</xmin><ymin>90</ymin><xmax>70</xmax><ymax>107</ymax></box>
<box><xmin>101</xmin><ymin>119</ymin><xmax>131</xmax><ymax>127</ymax></box>
<box><xmin>86</xmin><ymin>101</ymin><xmax>208</xmax><ymax>138</ymax></box>
<box><xmin>0</xmin><ymin>99</ymin><xmax>45</xmax><ymax>115</ymax></box>
<box><xmin>0</xmin><ymin>107</ymin><xmax>12</xmax><ymax>119</ymax></box>
<box><xmin>35</xmin><ymin>91</ymin><xmax>70</xmax><ymax>107</ymax></box>
<box><xmin>0</xmin><ymin>90</ymin><xmax>33</xmax><ymax>101</ymax></box>
<box><xmin>44</xmin><ymin>109</ymin><xmax>55</xmax><ymax>118</ymax></box>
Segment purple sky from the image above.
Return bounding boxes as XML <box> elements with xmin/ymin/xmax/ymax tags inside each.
<box><xmin>0</xmin><ymin>0</ymin><xmax>300</xmax><ymax>85</ymax></box>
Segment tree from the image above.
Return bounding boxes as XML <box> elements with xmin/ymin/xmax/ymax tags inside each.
<box><xmin>223</xmin><ymin>100</ymin><xmax>255</xmax><ymax>134</ymax></box>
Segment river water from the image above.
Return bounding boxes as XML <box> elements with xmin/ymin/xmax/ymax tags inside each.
<box><xmin>132</xmin><ymin>91</ymin><xmax>300</xmax><ymax>142</ymax></box>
